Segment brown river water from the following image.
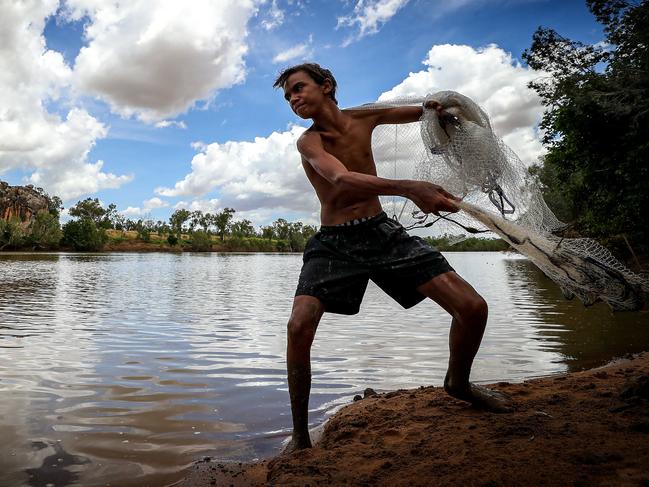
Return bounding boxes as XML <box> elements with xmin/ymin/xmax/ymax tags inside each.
<box><xmin>1</xmin><ymin>252</ymin><xmax>648</xmax><ymax>486</ymax></box>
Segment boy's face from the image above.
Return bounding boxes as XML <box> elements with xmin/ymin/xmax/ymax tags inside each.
<box><xmin>282</xmin><ymin>71</ymin><xmax>330</xmax><ymax>119</ymax></box>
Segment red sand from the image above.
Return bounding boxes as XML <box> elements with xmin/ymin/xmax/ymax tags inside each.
<box><xmin>178</xmin><ymin>353</ymin><xmax>649</xmax><ymax>486</ymax></box>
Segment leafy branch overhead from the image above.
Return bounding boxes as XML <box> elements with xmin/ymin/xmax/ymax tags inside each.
<box><xmin>523</xmin><ymin>0</ymin><xmax>648</xmax><ymax>249</ymax></box>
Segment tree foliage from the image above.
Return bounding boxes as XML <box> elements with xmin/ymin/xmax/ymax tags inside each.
<box><xmin>523</xmin><ymin>0</ymin><xmax>648</xmax><ymax>249</ymax></box>
<box><xmin>26</xmin><ymin>211</ymin><xmax>62</xmax><ymax>250</ymax></box>
<box><xmin>0</xmin><ymin>218</ymin><xmax>26</xmax><ymax>250</ymax></box>
<box><xmin>214</xmin><ymin>208</ymin><xmax>235</xmax><ymax>241</ymax></box>
<box><xmin>62</xmin><ymin>218</ymin><xmax>106</xmax><ymax>251</ymax></box>
<box><xmin>189</xmin><ymin>230</ymin><xmax>212</xmax><ymax>251</ymax></box>
<box><xmin>169</xmin><ymin>209</ymin><xmax>191</xmax><ymax>237</ymax></box>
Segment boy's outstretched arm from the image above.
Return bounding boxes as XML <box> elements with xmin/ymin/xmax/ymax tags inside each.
<box><xmin>372</xmin><ymin>99</ymin><xmax>446</xmax><ymax>125</ymax></box>
<box><xmin>297</xmin><ymin>132</ymin><xmax>459</xmax><ymax>215</ymax></box>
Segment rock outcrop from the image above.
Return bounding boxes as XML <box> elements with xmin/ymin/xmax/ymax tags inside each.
<box><xmin>0</xmin><ymin>181</ymin><xmax>50</xmax><ymax>225</ymax></box>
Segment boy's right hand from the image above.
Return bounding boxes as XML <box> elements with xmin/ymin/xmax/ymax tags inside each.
<box><xmin>408</xmin><ymin>181</ymin><xmax>460</xmax><ymax>215</ymax></box>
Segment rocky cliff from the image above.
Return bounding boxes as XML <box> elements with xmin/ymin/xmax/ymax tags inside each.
<box><xmin>0</xmin><ymin>181</ymin><xmax>50</xmax><ymax>224</ymax></box>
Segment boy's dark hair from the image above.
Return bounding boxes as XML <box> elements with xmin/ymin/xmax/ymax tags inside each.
<box><xmin>273</xmin><ymin>63</ymin><xmax>338</xmax><ymax>105</ymax></box>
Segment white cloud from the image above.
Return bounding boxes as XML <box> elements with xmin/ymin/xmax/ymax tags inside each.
<box><xmin>273</xmin><ymin>37</ymin><xmax>313</xmax><ymax>63</ymax></box>
<box><xmin>154</xmin><ymin>120</ymin><xmax>187</xmax><ymax>129</ymax></box>
<box><xmin>174</xmin><ymin>199</ymin><xmax>221</xmax><ymax>213</ymax></box>
<box><xmin>261</xmin><ymin>0</ymin><xmax>285</xmax><ymax>30</ymax></box>
<box><xmin>64</xmin><ymin>0</ymin><xmax>258</xmax><ymax>122</ymax></box>
<box><xmin>144</xmin><ymin>197</ymin><xmax>169</xmax><ymax>209</ymax></box>
<box><xmin>0</xmin><ymin>1</ymin><xmax>131</xmax><ymax>201</ymax></box>
<box><xmin>378</xmin><ymin>44</ymin><xmax>546</xmax><ymax>163</ymax></box>
<box><xmin>121</xmin><ymin>206</ymin><xmax>144</xmax><ymax>216</ymax></box>
<box><xmin>120</xmin><ymin>196</ymin><xmax>169</xmax><ymax>216</ymax></box>
<box><xmin>337</xmin><ymin>0</ymin><xmax>409</xmax><ymax>45</ymax></box>
<box><xmin>156</xmin><ymin>124</ymin><xmax>317</xmax><ymax>215</ymax></box>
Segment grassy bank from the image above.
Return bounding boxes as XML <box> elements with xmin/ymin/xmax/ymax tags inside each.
<box><xmin>103</xmin><ymin>230</ymin><xmax>512</xmax><ymax>253</ymax></box>
<box><xmin>103</xmin><ymin>230</ymin><xmax>295</xmax><ymax>252</ymax></box>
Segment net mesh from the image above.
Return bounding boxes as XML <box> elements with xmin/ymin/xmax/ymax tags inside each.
<box><xmin>351</xmin><ymin>91</ymin><xmax>648</xmax><ymax>311</ymax></box>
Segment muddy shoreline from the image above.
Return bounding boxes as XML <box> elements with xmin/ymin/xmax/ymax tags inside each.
<box><xmin>178</xmin><ymin>352</ymin><xmax>649</xmax><ymax>486</ymax></box>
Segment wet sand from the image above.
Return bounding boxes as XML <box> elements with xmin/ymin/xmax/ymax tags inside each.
<box><xmin>178</xmin><ymin>352</ymin><xmax>649</xmax><ymax>486</ymax></box>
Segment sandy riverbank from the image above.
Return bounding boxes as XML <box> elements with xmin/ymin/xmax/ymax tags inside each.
<box><xmin>178</xmin><ymin>352</ymin><xmax>649</xmax><ymax>487</ymax></box>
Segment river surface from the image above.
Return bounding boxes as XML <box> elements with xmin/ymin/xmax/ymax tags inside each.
<box><xmin>1</xmin><ymin>251</ymin><xmax>647</xmax><ymax>486</ymax></box>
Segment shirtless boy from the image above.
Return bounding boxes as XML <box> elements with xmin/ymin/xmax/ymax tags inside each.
<box><xmin>274</xmin><ymin>63</ymin><xmax>512</xmax><ymax>452</ymax></box>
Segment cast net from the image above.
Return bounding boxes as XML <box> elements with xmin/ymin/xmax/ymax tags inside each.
<box><xmin>350</xmin><ymin>91</ymin><xmax>648</xmax><ymax>311</ymax></box>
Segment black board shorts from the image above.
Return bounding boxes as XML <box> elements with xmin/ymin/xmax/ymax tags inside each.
<box><xmin>295</xmin><ymin>212</ymin><xmax>454</xmax><ymax>315</ymax></box>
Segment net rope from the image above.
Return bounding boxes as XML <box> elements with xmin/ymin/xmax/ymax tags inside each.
<box><xmin>350</xmin><ymin>91</ymin><xmax>648</xmax><ymax>311</ymax></box>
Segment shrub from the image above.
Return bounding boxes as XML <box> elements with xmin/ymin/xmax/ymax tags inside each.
<box><xmin>27</xmin><ymin>211</ymin><xmax>62</xmax><ymax>250</ymax></box>
<box><xmin>137</xmin><ymin>227</ymin><xmax>151</xmax><ymax>242</ymax></box>
<box><xmin>167</xmin><ymin>234</ymin><xmax>179</xmax><ymax>246</ymax></box>
<box><xmin>0</xmin><ymin>217</ymin><xmax>26</xmax><ymax>250</ymax></box>
<box><xmin>189</xmin><ymin>230</ymin><xmax>212</xmax><ymax>251</ymax></box>
<box><xmin>62</xmin><ymin>218</ymin><xmax>106</xmax><ymax>251</ymax></box>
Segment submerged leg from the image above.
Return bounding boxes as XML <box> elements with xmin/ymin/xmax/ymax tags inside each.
<box><xmin>284</xmin><ymin>296</ymin><xmax>325</xmax><ymax>452</ymax></box>
<box><xmin>417</xmin><ymin>272</ymin><xmax>513</xmax><ymax>413</ymax></box>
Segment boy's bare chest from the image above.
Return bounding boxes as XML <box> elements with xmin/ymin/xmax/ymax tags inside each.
<box><xmin>320</xmin><ymin>123</ymin><xmax>374</xmax><ymax>172</ymax></box>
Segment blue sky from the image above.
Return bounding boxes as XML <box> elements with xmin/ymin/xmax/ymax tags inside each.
<box><xmin>0</xmin><ymin>0</ymin><xmax>603</xmax><ymax>227</ymax></box>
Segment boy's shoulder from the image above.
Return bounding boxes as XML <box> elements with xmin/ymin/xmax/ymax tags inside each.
<box><xmin>342</xmin><ymin>107</ymin><xmax>379</xmax><ymax>120</ymax></box>
<box><xmin>296</xmin><ymin>125</ymin><xmax>321</xmax><ymax>153</ymax></box>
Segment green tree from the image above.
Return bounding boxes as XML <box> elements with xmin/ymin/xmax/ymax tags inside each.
<box><xmin>523</xmin><ymin>0</ymin><xmax>649</xmax><ymax>248</ymax></box>
<box><xmin>169</xmin><ymin>209</ymin><xmax>191</xmax><ymax>238</ymax></box>
<box><xmin>214</xmin><ymin>208</ymin><xmax>235</xmax><ymax>241</ymax></box>
<box><xmin>102</xmin><ymin>203</ymin><xmax>119</xmax><ymax>229</ymax></box>
<box><xmin>0</xmin><ymin>218</ymin><xmax>26</xmax><ymax>250</ymax></box>
<box><xmin>26</xmin><ymin>211</ymin><xmax>62</xmax><ymax>250</ymax></box>
<box><xmin>231</xmin><ymin>219</ymin><xmax>256</xmax><ymax>238</ymax></box>
<box><xmin>301</xmin><ymin>224</ymin><xmax>318</xmax><ymax>240</ymax></box>
<box><xmin>136</xmin><ymin>219</ymin><xmax>155</xmax><ymax>242</ymax></box>
<box><xmin>272</xmin><ymin>218</ymin><xmax>290</xmax><ymax>240</ymax></box>
<box><xmin>112</xmin><ymin>213</ymin><xmax>127</xmax><ymax>231</ymax></box>
<box><xmin>62</xmin><ymin>218</ymin><xmax>106</xmax><ymax>251</ymax></box>
<box><xmin>68</xmin><ymin>198</ymin><xmax>108</xmax><ymax>226</ymax></box>
<box><xmin>188</xmin><ymin>210</ymin><xmax>203</xmax><ymax>233</ymax></box>
<box><xmin>190</xmin><ymin>230</ymin><xmax>212</xmax><ymax>251</ymax></box>
<box><xmin>260</xmin><ymin>225</ymin><xmax>275</xmax><ymax>240</ymax></box>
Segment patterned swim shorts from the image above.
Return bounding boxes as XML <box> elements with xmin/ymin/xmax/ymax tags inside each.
<box><xmin>295</xmin><ymin>212</ymin><xmax>454</xmax><ymax>315</ymax></box>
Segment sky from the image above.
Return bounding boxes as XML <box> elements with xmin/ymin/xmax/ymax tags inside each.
<box><xmin>0</xmin><ymin>0</ymin><xmax>605</xmax><ymax>228</ymax></box>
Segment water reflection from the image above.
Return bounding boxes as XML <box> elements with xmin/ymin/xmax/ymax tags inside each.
<box><xmin>0</xmin><ymin>251</ymin><xmax>647</xmax><ymax>486</ymax></box>
<box><xmin>503</xmin><ymin>258</ymin><xmax>649</xmax><ymax>371</ymax></box>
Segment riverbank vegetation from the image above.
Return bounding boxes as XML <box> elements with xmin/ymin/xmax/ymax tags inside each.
<box><xmin>0</xmin><ymin>195</ymin><xmax>510</xmax><ymax>253</ymax></box>
<box><xmin>523</xmin><ymin>0</ymin><xmax>648</xmax><ymax>264</ymax></box>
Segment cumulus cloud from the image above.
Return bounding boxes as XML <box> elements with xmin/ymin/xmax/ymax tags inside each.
<box><xmin>378</xmin><ymin>44</ymin><xmax>546</xmax><ymax>163</ymax></box>
<box><xmin>144</xmin><ymin>197</ymin><xmax>169</xmax><ymax>209</ymax></box>
<box><xmin>337</xmin><ymin>0</ymin><xmax>409</xmax><ymax>46</ymax></box>
<box><xmin>273</xmin><ymin>35</ymin><xmax>314</xmax><ymax>63</ymax></box>
<box><xmin>156</xmin><ymin>125</ymin><xmax>317</xmax><ymax>214</ymax></box>
<box><xmin>0</xmin><ymin>1</ymin><xmax>131</xmax><ymax>201</ymax></box>
<box><xmin>64</xmin><ymin>0</ymin><xmax>258</xmax><ymax>122</ymax></box>
<box><xmin>174</xmin><ymin>199</ymin><xmax>221</xmax><ymax>213</ymax></box>
<box><xmin>121</xmin><ymin>206</ymin><xmax>145</xmax><ymax>216</ymax></box>
<box><xmin>119</xmin><ymin>196</ymin><xmax>169</xmax><ymax>216</ymax></box>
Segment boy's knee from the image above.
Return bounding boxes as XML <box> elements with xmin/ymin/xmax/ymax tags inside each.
<box><xmin>458</xmin><ymin>295</ymin><xmax>488</xmax><ymax>323</ymax></box>
<box><xmin>287</xmin><ymin>310</ymin><xmax>318</xmax><ymax>346</ymax></box>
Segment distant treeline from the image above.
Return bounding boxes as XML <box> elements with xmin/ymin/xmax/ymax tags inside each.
<box><xmin>0</xmin><ymin>197</ymin><xmax>319</xmax><ymax>252</ymax></box>
<box><xmin>1</xmin><ymin>196</ymin><xmax>512</xmax><ymax>253</ymax></box>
